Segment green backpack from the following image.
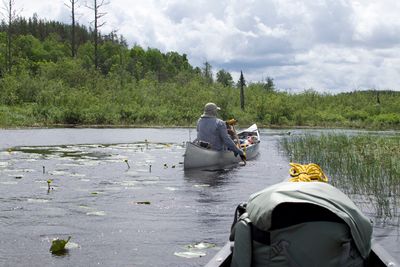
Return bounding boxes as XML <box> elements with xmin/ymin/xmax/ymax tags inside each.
<box><xmin>229</xmin><ymin>182</ymin><xmax>372</xmax><ymax>267</ymax></box>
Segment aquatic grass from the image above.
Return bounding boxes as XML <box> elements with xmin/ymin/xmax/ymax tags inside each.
<box><xmin>281</xmin><ymin>133</ymin><xmax>400</xmax><ymax>222</ymax></box>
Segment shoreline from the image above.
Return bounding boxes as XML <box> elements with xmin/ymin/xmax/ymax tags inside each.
<box><xmin>1</xmin><ymin>124</ymin><xmax>399</xmax><ymax>131</ymax></box>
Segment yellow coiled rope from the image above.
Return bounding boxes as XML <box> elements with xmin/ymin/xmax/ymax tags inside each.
<box><xmin>289</xmin><ymin>163</ymin><xmax>328</xmax><ymax>183</ymax></box>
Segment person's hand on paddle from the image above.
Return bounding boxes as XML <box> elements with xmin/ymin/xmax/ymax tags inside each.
<box><xmin>239</xmin><ymin>151</ymin><xmax>246</xmax><ymax>165</ymax></box>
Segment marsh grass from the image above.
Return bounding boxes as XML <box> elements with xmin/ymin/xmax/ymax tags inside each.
<box><xmin>281</xmin><ymin>133</ymin><xmax>400</xmax><ymax>223</ymax></box>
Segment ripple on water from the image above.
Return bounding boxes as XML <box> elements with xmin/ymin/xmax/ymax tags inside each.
<box><xmin>0</xmin><ymin>181</ymin><xmax>19</xmax><ymax>185</ymax></box>
<box><xmin>27</xmin><ymin>198</ymin><xmax>50</xmax><ymax>203</ymax></box>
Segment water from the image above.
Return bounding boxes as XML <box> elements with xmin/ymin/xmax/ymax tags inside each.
<box><xmin>0</xmin><ymin>128</ymin><xmax>399</xmax><ymax>266</ymax></box>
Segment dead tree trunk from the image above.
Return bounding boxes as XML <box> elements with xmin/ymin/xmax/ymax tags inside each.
<box><xmin>86</xmin><ymin>0</ymin><xmax>108</xmax><ymax>69</ymax></box>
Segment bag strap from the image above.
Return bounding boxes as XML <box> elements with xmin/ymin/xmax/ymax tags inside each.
<box><xmin>230</xmin><ymin>202</ymin><xmax>247</xmax><ymax>234</ymax></box>
<box><xmin>251</xmin><ymin>225</ymin><xmax>271</xmax><ymax>245</ymax></box>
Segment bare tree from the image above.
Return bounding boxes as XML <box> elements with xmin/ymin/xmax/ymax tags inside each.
<box><xmin>202</xmin><ymin>61</ymin><xmax>213</xmax><ymax>84</ymax></box>
<box><xmin>1</xmin><ymin>0</ymin><xmax>18</xmax><ymax>73</ymax></box>
<box><xmin>85</xmin><ymin>0</ymin><xmax>109</xmax><ymax>69</ymax></box>
<box><xmin>65</xmin><ymin>0</ymin><xmax>79</xmax><ymax>57</ymax></box>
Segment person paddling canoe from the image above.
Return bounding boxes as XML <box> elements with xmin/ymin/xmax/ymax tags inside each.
<box><xmin>196</xmin><ymin>103</ymin><xmax>246</xmax><ymax>163</ymax></box>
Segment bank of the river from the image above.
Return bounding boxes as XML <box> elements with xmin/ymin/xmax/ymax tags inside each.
<box><xmin>1</xmin><ymin>87</ymin><xmax>399</xmax><ymax>131</ymax></box>
<box><xmin>2</xmin><ymin>123</ymin><xmax>400</xmax><ymax>131</ymax></box>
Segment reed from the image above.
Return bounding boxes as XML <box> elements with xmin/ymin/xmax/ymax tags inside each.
<box><xmin>281</xmin><ymin>133</ymin><xmax>400</xmax><ymax>222</ymax></box>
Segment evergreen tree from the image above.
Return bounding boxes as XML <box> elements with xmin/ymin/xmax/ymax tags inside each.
<box><xmin>264</xmin><ymin>77</ymin><xmax>275</xmax><ymax>92</ymax></box>
<box><xmin>1</xmin><ymin>0</ymin><xmax>18</xmax><ymax>73</ymax></box>
<box><xmin>238</xmin><ymin>70</ymin><xmax>246</xmax><ymax>110</ymax></box>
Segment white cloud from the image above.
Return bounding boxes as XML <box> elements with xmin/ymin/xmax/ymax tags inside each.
<box><xmin>7</xmin><ymin>0</ymin><xmax>400</xmax><ymax>92</ymax></box>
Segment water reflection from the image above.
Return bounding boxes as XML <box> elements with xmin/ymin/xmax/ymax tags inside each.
<box><xmin>183</xmin><ymin>168</ymin><xmax>235</xmax><ymax>187</ymax></box>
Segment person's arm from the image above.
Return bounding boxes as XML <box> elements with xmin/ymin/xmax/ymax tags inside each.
<box><xmin>217</xmin><ymin>121</ymin><xmax>243</xmax><ymax>155</ymax></box>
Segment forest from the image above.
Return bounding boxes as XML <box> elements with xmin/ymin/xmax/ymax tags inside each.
<box><xmin>0</xmin><ymin>15</ymin><xmax>399</xmax><ymax>129</ymax></box>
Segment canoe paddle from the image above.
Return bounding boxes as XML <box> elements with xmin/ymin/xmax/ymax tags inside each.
<box><xmin>239</xmin><ymin>144</ymin><xmax>247</xmax><ymax>166</ymax></box>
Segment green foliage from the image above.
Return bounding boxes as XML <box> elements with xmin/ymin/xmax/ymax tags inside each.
<box><xmin>0</xmin><ymin>16</ymin><xmax>399</xmax><ymax>129</ymax></box>
<box><xmin>216</xmin><ymin>69</ymin><xmax>233</xmax><ymax>87</ymax></box>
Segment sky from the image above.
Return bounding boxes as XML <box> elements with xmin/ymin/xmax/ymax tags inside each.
<box><xmin>9</xmin><ymin>0</ymin><xmax>400</xmax><ymax>92</ymax></box>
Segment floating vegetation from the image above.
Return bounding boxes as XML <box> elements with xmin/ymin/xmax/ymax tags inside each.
<box><xmin>50</xmin><ymin>236</ymin><xmax>71</xmax><ymax>254</ymax></box>
<box><xmin>69</xmin><ymin>173</ymin><xmax>86</xmax><ymax>177</ymax></box>
<box><xmin>174</xmin><ymin>242</ymin><xmax>216</xmax><ymax>259</ymax></box>
<box><xmin>65</xmin><ymin>241</ymin><xmax>79</xmax><ymax>250</ymax></box>
<box><xmin>186</xmin><ymin>242</ymin><xmax>216</xmax><ymax>249</ymax></box>
<box><xmin>12</xmin><ymin>146</ymin><xmax>112</xmax><ymax>163</ymax></box>
<box><xmin>86</xmin><ymin>211</ymin><xmax>106</xmax><ymax>216</ymax></box>
<box><xmin>193</xmin><ymin>184</ymin><xmax>210</xmax><ymax>188</ymax></box>
<box><xmin>136</xmin><ymin>201</ymin><xmax>151</xmax><ymax>205</ymax></box>
<box><xmin>119</xmin><ymin>181</ymin><xmax>137</xmax><ymax>187</ymax></box>
<box><xmin>281</xmin><ymin>133</ymin><xmax>400</xmax><ymax>222</ymax></box>
<box><xmin>49</xmin><ymin>170</ymin><xmax>70</xmax><ymax>176</ymax></box>
<box><xmin>174</xmin><ymin>251</ymin><xmax>206</xmax><ymax>258</ymax></box>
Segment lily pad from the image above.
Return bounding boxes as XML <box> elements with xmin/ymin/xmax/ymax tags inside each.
<box><xmin>50</xmin><ymin>236</ymin><xmax>71</xmax><ymax>254</ymax></box>
<box><xmin>194</xmin><ymin>184</ymin><xmax>210</xmax><ymax>188</ymax></box>
<box><xmin>86</xmin><ymin>211</ymin><xmax>106</xmax><ymax>216</ymax></box>
<box><xmin>65</xmin><ymin>241</ymin><xmax>79</xmax><ymax>249</ymax></box>
<box><xmin>174</xmin><ymin>251</ymin><xmax>206</xmax><ymax>258</ymax></box>
<box><xmin>136</xmin><ymin>201</ymin><xmax>151</xmax><ymax>205</ymax></box>
<box><xmin>187</xmin><ymin>242</ymin><xmax>216</xmax><ymax>249</ymax></box>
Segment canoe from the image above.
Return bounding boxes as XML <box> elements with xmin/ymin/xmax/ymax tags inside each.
<box><xmin>205</xmin><ymin>240</ymin><xmax>398</xmax><ymax>267</ymax></box>
<box><xmin>205</xmin><ymin>180</ymin><xmax>399</xmax><ymax>267</ymax></box>
<box><xmin>183</xmin><ymin>124</ymin><xmax>260</xmax><ymax>169</ymax></box>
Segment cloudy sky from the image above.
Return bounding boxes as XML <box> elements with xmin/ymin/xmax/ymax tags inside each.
<box><xmin>10</xmin><ymin>0</ymin><xmax>400</xmax><ymax>92</ymax></box>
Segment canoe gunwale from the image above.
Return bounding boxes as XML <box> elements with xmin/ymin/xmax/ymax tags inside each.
<box><xmin>205</xmin><ymin>240</ymin><xmax>398</xmax><ymax>267</ymax></box>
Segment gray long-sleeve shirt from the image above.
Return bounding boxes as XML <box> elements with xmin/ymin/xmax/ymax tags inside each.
<box><xmin>196</xmin><ymin>116</ymin><xmax>243</xmax><ymax>155</ymax></box>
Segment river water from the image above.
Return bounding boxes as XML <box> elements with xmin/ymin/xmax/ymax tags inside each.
<box><xmin>0</xmin><ymin>128</ymin><xmax>399</xmax><ymax>266</ymax></box>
